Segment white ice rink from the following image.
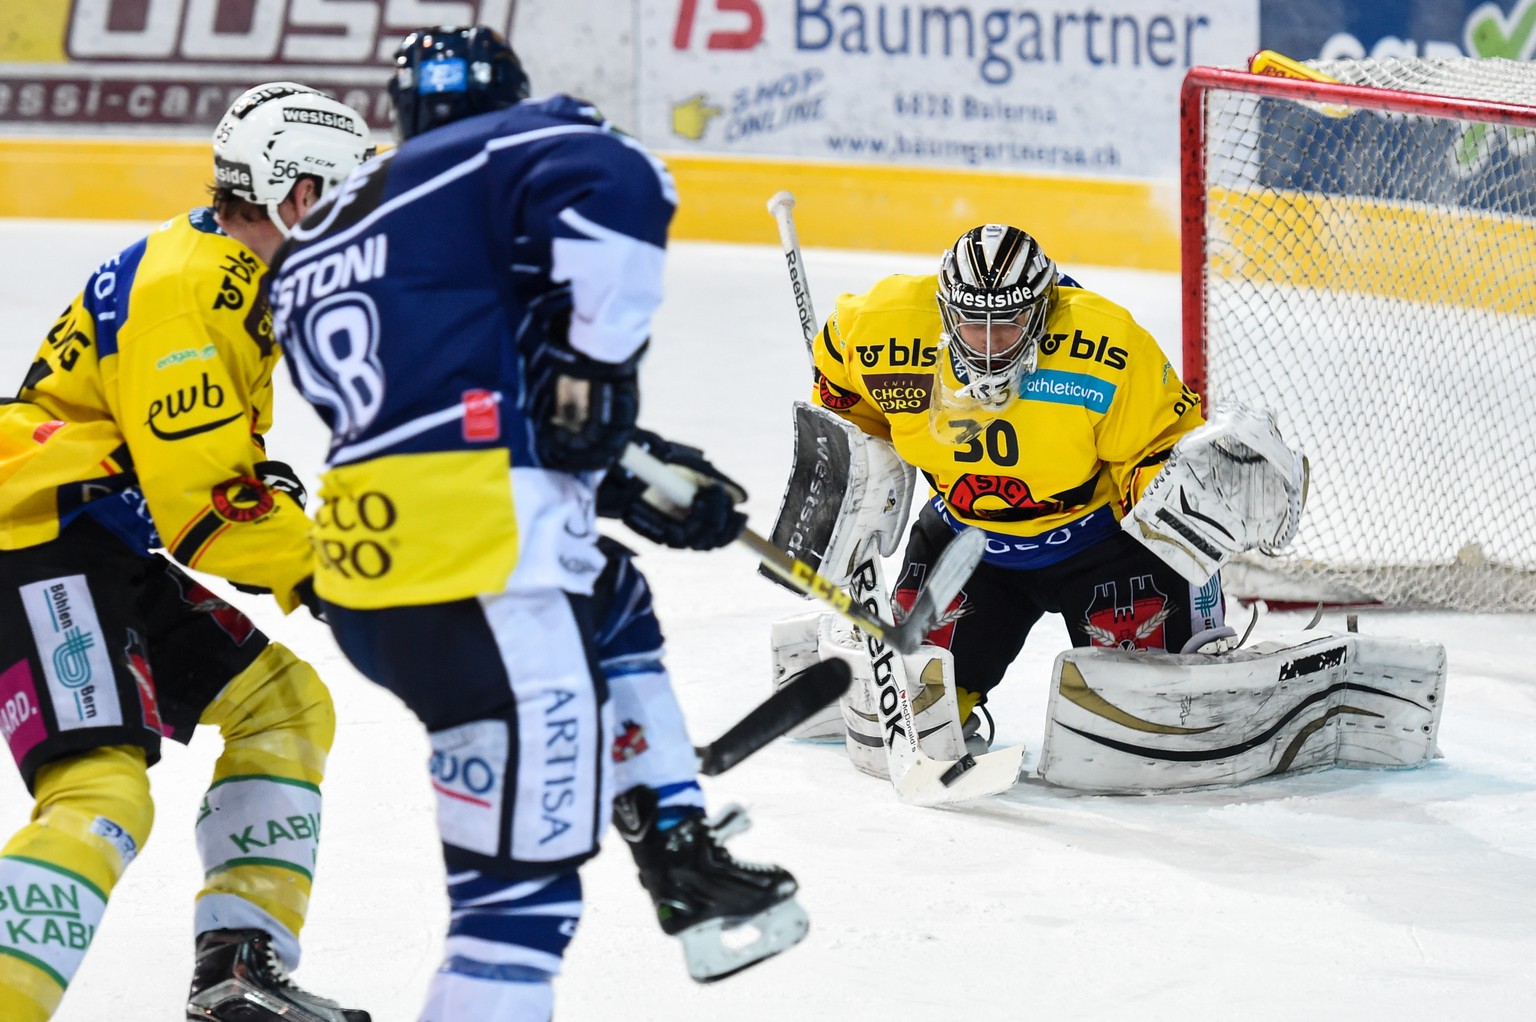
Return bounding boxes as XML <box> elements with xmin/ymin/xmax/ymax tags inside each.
<box><xmin>1</xmin><ymin>220</ymin><xmax>1533</xmax><ymax>1022</ymax></box>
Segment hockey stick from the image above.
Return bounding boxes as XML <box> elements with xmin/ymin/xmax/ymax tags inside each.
<box><xmin>767</xmin><ymin>191</ymin><xmax>818</xmax><ymax>365</ymax></box>
<box><xmin>695</xmin><ymin>659</ymin><xmax>851</xmax><ymax>776</ymax></box>
<box><xmin>845</xmin><ymin>535</ymin><xmax>1026</xmax><ymax>805</ymax></box>
<box><xmin>762</xmin><ymin>193</ymin><xmax>1023</xmax><ymax>804</ymax></box>
<box><xmin>618</xmin><ymin>443</ymin><xmax>979</xmax><ymax>655</ymax></box>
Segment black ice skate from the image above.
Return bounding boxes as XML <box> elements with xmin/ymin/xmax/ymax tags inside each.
<box><xmin>186</xmin><ymin>928</ymin><xmax>371</xmax><ymax>1022</ymax></box>
<box><xmin>615</xmin><ymin>786</ymin><xmax>809</xmax><ymax>983</ymax></box>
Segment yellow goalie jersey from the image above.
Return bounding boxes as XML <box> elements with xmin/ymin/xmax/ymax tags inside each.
<box><xmin>812</xmin><ymin>273</ymin><xmax>1204</xmax><ymax>567</ymax></box>
<box><xmin>0</xmin><ymin>208</ymin><xmax>312</xmax><ymax>610</ymax></box>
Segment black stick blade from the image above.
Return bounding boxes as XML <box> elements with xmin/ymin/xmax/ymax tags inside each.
<box><xmin>696</xmin><ymin>659</ymin><xmax>852</xmax><ymax>776</ymax></box>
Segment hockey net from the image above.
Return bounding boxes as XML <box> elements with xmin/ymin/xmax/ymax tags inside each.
<box><xmin>1182</xmin><ymin>56</ymin><xmax>1536</xmax><ymax>611</ymax></box>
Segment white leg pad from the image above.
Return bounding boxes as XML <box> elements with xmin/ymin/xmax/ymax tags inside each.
<box><xmin>1039</xmin><ymin>631</ymin><xmax>1446</xmax><ymax>792</ymax></box>
<box><xmin>819</xmin><ymin>616</ymin><xmax>966</xmax><ymax>780</ymax></box>
<box><xmin>769</xmin><ymin>613</ymin><xmax>844</xmax><ymax>740</ymax></box>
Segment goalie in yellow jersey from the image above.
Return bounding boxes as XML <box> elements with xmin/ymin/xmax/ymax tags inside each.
<box><xmin>807</xmin><ymin>224</ymin><xmax>1306</xmax><ymax>756</ymax></box>
<box><xmin>0</xmin><ymin>85</ymin><xmax>371</xmax><ymax>1022</ymax></box>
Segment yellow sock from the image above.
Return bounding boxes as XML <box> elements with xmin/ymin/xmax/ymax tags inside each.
<box><xmin>0</xmin><ymin>746</ymin><xmax>153</xmax><ymax>1021</ymax></box>
<box><xmin>194</xmin><ymin>643</ymin><xmax>335</xmax><ymax>966</ymax></box>
<box><xmin>957</xmin><ymin>687</ymin><xmax>983</xmax><ymax>722</ymax></box>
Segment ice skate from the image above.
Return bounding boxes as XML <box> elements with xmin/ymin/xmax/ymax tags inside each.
<box><xmin>186</xmin><ymin>928</ymin><xmax>370</xmax><ymax>1022</ymax></box>
<box><xmin>616</xmin><ymin>786</ymin><xmax>809</xmax><ymax>983</ymax></box>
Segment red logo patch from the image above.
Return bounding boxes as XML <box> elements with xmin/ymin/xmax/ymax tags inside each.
<box><xmin>1082</xmin><ymin>576</ymin><xmax>1174</xmax><ymax>652</ymax></box>
<box><xmin>462</xmin><ymin>389</ymin><xmax>500</xmax><ymax>442</ymax></box>
<box><xmin>816</xmin><ymin>371</ymin><xmax>862</xmax><ymax>411</ymax></box>
<box><xmin>946</xmin><ymin>474</ymin><xmax>1065</xmax><ymax>523</ymax></box>
<box><xmin>612</xmin><ymin>720</ymin><xmax>649</xmax><ymax>762</ymax></box>
<box><xmin>173</xmin><ymin>578</ymin><xmax>257</xmax><ymax>647</ymax></box>
<box><xmin>210</xmin><ymin>476</ymin><xmax>275</xmax><ymax>523</ymax></box>
<box><xmin>32</xmin><ymin>420</ymin><xmax>66</xmax><ymax>444</ymax></box>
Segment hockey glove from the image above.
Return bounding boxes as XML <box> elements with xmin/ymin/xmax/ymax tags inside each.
<box><xmin>292</xmin><ymin>576</ymin><xmax>327</xmax><ymax>622</ymax></box>
<box><xmin>529</xmin><ymin>342</ymin><xmax>642</xmax><ymax>472</ymax></box>
<box><xmin>253</xmin><ymin>460</ymin><xmax>307</xmax><ymax>509</ymax></box>
<box><xmin>599</xmin><ymin>430</ymin><xmax>747</xmax><ymax>551</ymax></box>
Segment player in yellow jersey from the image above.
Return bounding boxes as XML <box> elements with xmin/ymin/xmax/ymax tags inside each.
<box><xmin>810</xmin><ymin>224</ymin><xmax>1305</xmax><ymax>753</ymax></box>
<box><xmin>0</xmin><ymin>84</ymin><xmax>371</xmax><ymax>1022</ymax></box>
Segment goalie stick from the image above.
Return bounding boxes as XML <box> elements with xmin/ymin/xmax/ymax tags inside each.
<box><xmin>763</xmin><ymin>193</ymin><xmax>1024</xmax><ymax>804</ymax></box>
<box><xmin>618</xmin><ymin>443</ymin><xmax>983</xmax><ymax>655</ymax></box>
<box><xmin>767</xmin><ymin>190</ymin><xmax>818</xmax><ymax>363</ymax></box>
<box><xmin>696</xmin><ymin>659</ymin><xmax>852</xmax><ymax>776</ymax></box>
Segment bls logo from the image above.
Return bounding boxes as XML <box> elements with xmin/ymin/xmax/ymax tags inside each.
<box><xmin>673</xmin><ymin>0</ymin><xmax>763</xmax><ymax>50</ymax></box>
<box><xmin>313</xmin><ymin>490</ymin><xmax>396</xmax><ymax>580</ymax></box>
<box><xmin>855</xmin><ymin>337</ymin><xmax>937</xmax><ymax>369</ymax></box>
<box><xmin>1040</xmin><ymin>328</ymin><xmax>1128</xmax><ymax>370</ymax></box>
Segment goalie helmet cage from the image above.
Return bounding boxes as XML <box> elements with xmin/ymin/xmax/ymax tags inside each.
<box><xmin>1180</xmin><ymin>57</ymin><xmax>1536</xmax><ymax>612</ymax></box>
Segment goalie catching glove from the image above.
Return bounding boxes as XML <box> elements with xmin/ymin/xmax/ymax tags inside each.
<box><xmin>599</xmin><ymin>429</ymin><xmax>747</xmax><ymax>550</ymax></box>
<box><xmin>1122</xmin><ymin>404</ymin><xmax>1308</xmax><ymax>585</ymax></box>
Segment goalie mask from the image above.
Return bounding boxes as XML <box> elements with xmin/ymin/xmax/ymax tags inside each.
<box><xmin>212</xmin><ymin>82</ymin><xmax>371</xmax><ymax>236</ymax></box>
<box><xmin>389</xmin><ymin>25</ymin><xmax>531</xmax><ymax>142</ymax></box>
<box><xmin>935</xmin><ymin>224</ymin><xmax>1057</xmax><ymax>410</ymax></box>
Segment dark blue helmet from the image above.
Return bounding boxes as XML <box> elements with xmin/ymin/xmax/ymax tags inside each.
<box><xmin>388</xmin><ymin>25</ymin><xmax>530</xmax><ymax>141</ymax></box>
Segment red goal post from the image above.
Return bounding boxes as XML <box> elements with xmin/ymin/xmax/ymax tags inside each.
<box><xmin>1180</xmin><ymin>58</ymin><xmax>1536</xmax><ymax>611</ymax></box>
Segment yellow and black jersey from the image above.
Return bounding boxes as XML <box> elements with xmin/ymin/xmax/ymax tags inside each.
<box><xmin>0</xmin><ymin>208</ymin><xmax>312</xmax><ymax>610</ymax></box>
<box><xmin>812</xmin><ymin>273</ymin><xmax>1204</xmax><ymax>567</ymax></box>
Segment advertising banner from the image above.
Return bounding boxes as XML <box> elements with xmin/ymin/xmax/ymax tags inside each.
<box><xmin>0</xmin><ymin>0</ymin><xmax>518</xmax><ymax>133</ymax></box>
<box><xmin>1262</xmin><ymin>0</ymin><xmax>1536</xmax><ymax>64</ymax></box>
<box><xmin>637</xmin><ymin>0</ymin><xmax>1258</xmax><ymax>177</ymax></box>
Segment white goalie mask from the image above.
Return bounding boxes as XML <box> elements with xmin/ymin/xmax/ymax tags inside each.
<box><xmin>934</xmin><ymin>224</ymin><xmax>1057</xmax><ymax>410</ymax></box>
<box><xmin>212</xmin><ymin>82</ymin><xmax>372</xmax><ymax>236</ymax></box>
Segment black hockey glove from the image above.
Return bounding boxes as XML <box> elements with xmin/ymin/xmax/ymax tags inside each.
<box><xmin>597</xmin><ymin>429</ymin><xmax>747</xmax><ymax>551</ymax></box>
<box><xmin>292</xmin><ymin>576</ymin><xmax>327</xmax><ymax>623</ymax></box>
<box><xmin>529</xmin><ymin>342</ymin><xmax>641</xmax><ymax>473</ymax></box>
<box><xmin>253</xmin><ymin>460</ymin><xmax>307</xmax><ymax>509</ymax></box>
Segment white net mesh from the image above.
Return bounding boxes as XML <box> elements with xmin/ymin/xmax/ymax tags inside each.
<box><xmin>1194</xmin><ymin>57</ymin><xmax>1536</xmax><ymax>611</ymax></box>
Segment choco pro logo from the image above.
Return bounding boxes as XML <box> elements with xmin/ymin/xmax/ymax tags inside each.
<box><xmin>19</xmin><ymin>576</ymin><xmax>122</xmax><ymax>731</ymax></box>
<box><xmin>862</xmin><ymin>372</ymin><xmax>933</xmax><ymax>413</ymax></box>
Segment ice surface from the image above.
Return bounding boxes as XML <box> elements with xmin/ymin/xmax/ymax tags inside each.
<box><xmin>0</xmin><ymin>221</ymin><xmax>1531</xmax><ymax>1021</ymax></box>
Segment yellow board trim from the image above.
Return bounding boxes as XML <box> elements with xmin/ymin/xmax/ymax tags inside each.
<box><xmin>1209</xmin><ymin>185</ymin><xmax>1536</xmax><ymax>315</ymax></box>
<box><xmin>0</xmin><ymin>138</ymin><xmax>1181</xmax><ymax>270</ymax></box>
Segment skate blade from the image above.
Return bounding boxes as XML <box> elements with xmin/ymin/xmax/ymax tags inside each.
<box><xmin>680</xmin><ymin>898</ymin><xmax>810</xmax><ymax>984</ymax></box>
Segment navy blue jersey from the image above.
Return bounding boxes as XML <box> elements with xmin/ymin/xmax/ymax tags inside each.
<box><xmin>273</xmin><ymin>95</ymin><xmax>674</xmax><ymax>468</ymax></box>
<box><xmin>269</xmin><ymin>97</ymin><xmax>677</xmax><ymax>607</ymax></box>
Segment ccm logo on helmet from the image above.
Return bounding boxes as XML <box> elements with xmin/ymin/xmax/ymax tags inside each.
<box><xmin>946</xmin><ymin>283</ymin><xmax>1032</xmax><ymax>308</ymax></box>
<box><xmin>281</xmin><ymin>107</ymin><xmax>364</xmax><ymax>135</ymax></box>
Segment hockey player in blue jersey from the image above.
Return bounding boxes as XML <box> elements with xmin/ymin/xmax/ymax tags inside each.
<box><xmin>269</xmin><ymin>25</ymin><xmax>806</xmax><ymax>1019</ymax></box>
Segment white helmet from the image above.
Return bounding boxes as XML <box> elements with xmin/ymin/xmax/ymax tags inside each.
<box><xmin>212</xmin><ymin>82</ymin><xmax>371</xmax><ymax>235</ymax></box>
